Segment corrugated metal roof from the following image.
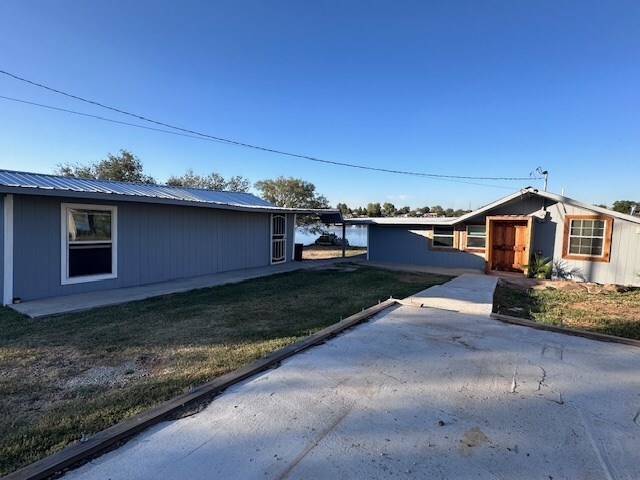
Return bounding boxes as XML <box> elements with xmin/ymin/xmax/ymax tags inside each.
<box><xmin>0</xmin><ymin>169</ymin><xmax>274</xmax><ymax>208</ymax></box>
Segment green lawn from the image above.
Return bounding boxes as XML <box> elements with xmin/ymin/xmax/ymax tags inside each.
<box><xmin>0</xmin><ymin>264</ymin><xmax>451</xmax><ymax>476</ymax></box>
<box><xmin>493</xmin><ymin>283</ymin><xmax>640</xmax><ymax>340</ymax></box>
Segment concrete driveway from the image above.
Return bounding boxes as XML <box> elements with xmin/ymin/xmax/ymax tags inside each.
<box><xmin>64</xmin><ymin>274</ymin><xmax>640</xmax><ymax>480</ymax></box>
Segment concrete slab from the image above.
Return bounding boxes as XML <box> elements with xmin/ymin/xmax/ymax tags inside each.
<box><xmin>62</xmin><ymin>276</ymin><xmax>640</xmax><ymax>480</ymax></box>
<box><xmin>353</xmin><ymin>259</ymin><xmax>482</xmax><ymax>278</ymax></box>
<box><xmin>10</xmin><ymin>257</ymin><xmax>351</xmax><ymax>318</ymax></box>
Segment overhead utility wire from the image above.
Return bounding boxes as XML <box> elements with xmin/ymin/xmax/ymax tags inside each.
<box><xmin>0</xmin><ymin>95</ymin><xmax>230</xmax><ymax>144</ymax></box>
<box><xmin>0</xmin><ymin>69</ymin><xmax>539</xmax><ymax>182</ymax></box>
<box><xmin>0</xmin><ymin>95</ymin><xmax>519</xmax><ymax>191</ymax></box>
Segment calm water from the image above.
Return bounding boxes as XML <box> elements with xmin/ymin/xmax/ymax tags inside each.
<box><xmin>295</xmin><ymin>225</ymin><xmax>368</xmax><ymax>247</ymax></box>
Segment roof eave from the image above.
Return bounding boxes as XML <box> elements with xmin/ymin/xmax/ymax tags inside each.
<box><xmin>0</xmin><ymin>185</ymin><xmax>339</xmax><ymax>216</ymax></box>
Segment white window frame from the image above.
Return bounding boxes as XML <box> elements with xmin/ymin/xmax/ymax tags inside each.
<box><xmin>567</xmin><ymin>218</ymin><xmax>606</xmax><ymax>257</ymax></box>
<box><xmin>61</xmin><ymin>203</ymin><xmax>118</xmax><ymax>285</ymax></box>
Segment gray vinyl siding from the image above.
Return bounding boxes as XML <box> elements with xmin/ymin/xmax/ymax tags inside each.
<box><xmin>368</xmin><ymin>225</ymin><xmax>485</xmax><ymax>270</ymax></box>
<box><xmin>0</xmin><ymin>195</ymin><xmax>4</xmax><ymax>300</ymax></box>
<box><xmin>12</xmin><ymin>195</ymin><xmax>276</xmax><ymax>301</ymax></box>
<box><xmin>367</xmin><ymin>196</ymin><xmax>640</xmax><ymax>286</ymax></box>
<box><xmin>545</xmin><ymin>203</ymin><xmax>640</xmax><ymax>286</ymax></box>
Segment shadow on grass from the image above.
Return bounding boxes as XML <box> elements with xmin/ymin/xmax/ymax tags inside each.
<box><xmin>0</xmin><ymin>265</ymin><xmax>452</xmax><ymax>476</ymax></box>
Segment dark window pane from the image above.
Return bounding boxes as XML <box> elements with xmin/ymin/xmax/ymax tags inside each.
<box><xmin>69</xmin><ymin>244</ymin><xmax>112</xmax><ymax>277</ymax></box>
<box><xmin>434</xmin><ymin>226</ymin><xmax>453</xmax><ymax>236</ymax></box>
<box><xmin>433</xmin><ymin>236</ymin><xmax>454</xmax><ymax>247</ymax></box>
<box><xmin>467</xmin><ymin>237</ymin><xmax>485</xmax><ymax>248</ymax></box>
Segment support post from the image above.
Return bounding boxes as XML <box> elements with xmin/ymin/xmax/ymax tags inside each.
<box><xmin>3</xmin><ymin>194</ymin><xmax>14</xmax><ymax>306</ymax></box>
<box><xmin>342</xmin><ymin>223</ymin><xmax>346</xmax><ymax>258</ymax></box>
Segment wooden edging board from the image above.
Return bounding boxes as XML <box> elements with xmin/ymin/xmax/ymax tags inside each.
<box><xmin>4</xmin><ymin>298</ymin><xmax>397</xmax><ymax>480</ymax></box>
<box><xmin>490</xmin><ymin>312</ymin><xmax>640</xmax><ymax>347</ymax></box>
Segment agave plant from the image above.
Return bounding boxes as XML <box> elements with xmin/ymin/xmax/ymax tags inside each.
<box><xmin>525</xmin><ymin>253</ymin><xmax>553</xmax><ymax>279</ymax></box>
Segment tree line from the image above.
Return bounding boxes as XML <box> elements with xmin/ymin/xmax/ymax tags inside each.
<box><xmin>55</xmin><ymin>150</ymin><xmax>639</xmax><ymax>220</ymax></box>
<box><xmin>336</xmin><ymin>202</ymin><xmax>471</xmax><ymax>218</ymax></box>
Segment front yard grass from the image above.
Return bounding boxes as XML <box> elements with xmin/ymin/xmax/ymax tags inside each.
<box><xmin>0</xmin><ymin>264</ymin><xmax>451</xmax><ymax>476</ymax></box>
<box><xmin>493</xmin><ymin>283</ymin><xmax>640</xmax><ymax>340</ymax></box>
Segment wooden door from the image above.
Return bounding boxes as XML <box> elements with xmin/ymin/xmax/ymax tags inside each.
<box><xmin>490</xmin><ymin>221</ymin><xmax>529</xmax><ymax>272</ymax></box>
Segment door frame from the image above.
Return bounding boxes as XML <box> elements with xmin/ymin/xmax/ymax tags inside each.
<box><xmin>485</xmin><ymin>216</ymin><xmax>534</xmax><ymax>275</ymax></box>
<box><xmin>270</xmin><ymin>214</ymin><xmax>287</xmax><ymax>265</ymax></box>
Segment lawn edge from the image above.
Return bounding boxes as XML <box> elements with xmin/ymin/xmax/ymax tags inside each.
<box><xmin>3</xmin><ymin>299</ymin><xmax>397</xmax><ymax>480</ymax></box>
<box><xmin>490</xmin><ymin>312</ymin><xmax>640</xmax><ymax>347</ymax></box>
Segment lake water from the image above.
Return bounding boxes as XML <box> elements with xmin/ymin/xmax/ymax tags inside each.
<box><xmin>295</xmin><ymin>225</ymin><xmax>368</xmax><ymax>247</ymax></box>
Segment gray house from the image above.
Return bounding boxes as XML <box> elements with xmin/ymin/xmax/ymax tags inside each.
<box><xmin>351</xmin><ymin>188</ymin><xmax>640</xmax><ymax>286</ymax></box>
<box><xmin>1</xmin><ymin>170</ymin><xmax>335</xmax><ymax>305</ymax></box>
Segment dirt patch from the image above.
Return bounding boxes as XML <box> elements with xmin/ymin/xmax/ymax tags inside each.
<box><xmin>302</xmin><ymin>245</ymin><xmax>366</xmax><ymax>260</ymax></box>
<box><xmin>567</xmin><ymin>301</ymin><xmax>640</xmax><ymax>320</ymax></box>
<box><xmin>65</xmin><ymin>357</ymin><xmax>157</xmax><ymax>390</ymax></box>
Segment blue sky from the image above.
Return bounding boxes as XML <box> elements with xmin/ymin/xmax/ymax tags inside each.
<box><xmin>1</xmin><ymin>1</ymin><xmax>638</xmax><ymax>210</ymax></box>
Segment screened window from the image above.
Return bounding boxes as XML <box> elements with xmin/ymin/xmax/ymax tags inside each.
<box><xmin>466</xmin><ymin>225</ymin><xmax>486</xmax><ymax>249</ymax></box>
<box><xmin>567</xmin><ymin>218</ymin><xmax>605</xmax><ymax>256</ymax></box>
<box><xmin>433</xmin><ymin>226</ymin><xmax>455</xmax><ymax>248</ymax></box>
<box><xmin>62</xmin><ymin>204</ymin><xmax>117</xmax><ymax>284</ymax></box>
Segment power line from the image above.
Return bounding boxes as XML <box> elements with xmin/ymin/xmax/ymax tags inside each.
<box><xmin>0</xmin><ymin>95</ymin><xmax>521</xmax><ymax>191</ymax></box>
<box><xmin>0</xmin><ymin>69</ymin><xmax>541</xmax><ymax>182</ymax></box>
<box><xmin>0</xmin><ymin>95</ymin><xmax>230</xmax><ymax>144</ymax></box>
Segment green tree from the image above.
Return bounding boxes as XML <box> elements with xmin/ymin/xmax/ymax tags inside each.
<box><xmin>254</xmin><ymin>176</ymin><xmax>330</xmax><ymax>231</ymax></box>
<box><xmin>397</xmin><ymin>206</ymin><xmax>411</xmax><ymax>215</ymax></box>
<box><xmin>611</xmin><ymin>200</ymin><xmax>639</xmax><ymax>215</ymax></box>
<box><xmin>431</xmin><ymin>205</ymin><xmax>445</xmax><ymax>217</ymax></box>
<box><xmin>336</xmin><ymin>203</ymin><xmax>351</xmax><ymax>216</ymax></box>
<box><xmin>166</xmin><ymin>169</ymin><xmax>250</xmax><ymax>192</ymax></box>
<box><xmin>382</xmin><ymin>202</ymin><xmax>397</xmax><ymax>217</ymax></box>
<box><xmin>55</xmin><ymin>150</ymin><xmax>155</xmax><ymax>183</ymax></box>
<box><xmin>367</xmin><ymin>202</ymin><xmax>382</xmax><ymax>217</ymax></box>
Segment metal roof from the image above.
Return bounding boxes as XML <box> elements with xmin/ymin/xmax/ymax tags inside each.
<box><xmin>0</xmin><ymin>169</ymin><xmax>275</xmax><ymax>209</ymax></box>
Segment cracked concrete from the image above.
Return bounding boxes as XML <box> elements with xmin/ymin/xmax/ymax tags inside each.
<box><xmin>63</xmin><ymin>274</ymin><xmax>640</xmax><ymax>480</ymax></box>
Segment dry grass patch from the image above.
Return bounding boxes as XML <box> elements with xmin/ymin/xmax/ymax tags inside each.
<box><xmin>301</xmin><ymin>244</ymin><xmax>366</xmax><ymax>259</ymax></box>
<box><xmin>0</xmin><ymin>265</ymin><xmax>451</xmax><ymax>476</ymax></box>
<box><xmin>493</xmin><ymin>281</ymin><xmax>640</xmax><ymax>339</ymax></box>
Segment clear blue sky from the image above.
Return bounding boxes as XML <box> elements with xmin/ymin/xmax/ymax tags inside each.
<box><xmin>1</xmin><ymin>1</ymin><xmax>638</xmax><ymax>210</ymax></box>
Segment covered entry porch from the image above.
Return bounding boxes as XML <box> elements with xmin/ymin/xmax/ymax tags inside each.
<box><xmin>485</xmin><ymin>216</ymin><xmax>534</xmax><ymax>275</ymax></box>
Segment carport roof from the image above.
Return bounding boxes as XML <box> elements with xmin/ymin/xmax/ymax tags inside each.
<box><xmin>0</xmin><ymin>169</ymin><xmax>340</xmax><ymax>217</ymax></box>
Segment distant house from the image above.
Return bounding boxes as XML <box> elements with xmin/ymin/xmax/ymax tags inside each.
<box><xmin>1</xmin><ymin>170</ymin><xmax>336</xmax><ymax>304</ymax></box>
<box><xmin>350</xmin><ymin>188</ymin><xmax>640</xmax><ymax>286</ymax></box>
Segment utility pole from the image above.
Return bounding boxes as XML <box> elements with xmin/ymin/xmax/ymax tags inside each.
<box><xmin>536</xmin><ymin>167</ymin><xmax>549</xmax><ymax>191</ymax></box>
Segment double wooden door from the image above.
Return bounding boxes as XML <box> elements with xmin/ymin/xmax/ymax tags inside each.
<box><xmin>489</xmin><ymin>220</ymin><xmax>529</xmax><ymax>272</ymax></box>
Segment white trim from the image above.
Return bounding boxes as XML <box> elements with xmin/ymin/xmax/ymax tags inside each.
<box><xmin>3</xmin><ymin>194</ymin><xmax>13</xmax><ymax>305</ymax></box>
<box><xmin>366</xmin><ymin>225</ymin><xmax>370</xmax><ymax>260</ymax></box>
<box><xmin>291</xmin><ymin>214</ymin><xmax>297</xmax><ymax>260</ymax></box>
<box><xmin>61</xmin><ymin>203</ymin><xmax>118</xmax><ymax>285</ymax></box>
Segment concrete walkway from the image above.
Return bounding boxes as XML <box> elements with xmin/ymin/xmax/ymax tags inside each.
<box><xmin>63</xmin><ymin>274</ymin><xmax>640</xmax><ymax>480</ymax></box>
<box><xmin>10</xmin><ymin>257</ymin><xmax>353</xmax><ymax>318</ymax></box>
